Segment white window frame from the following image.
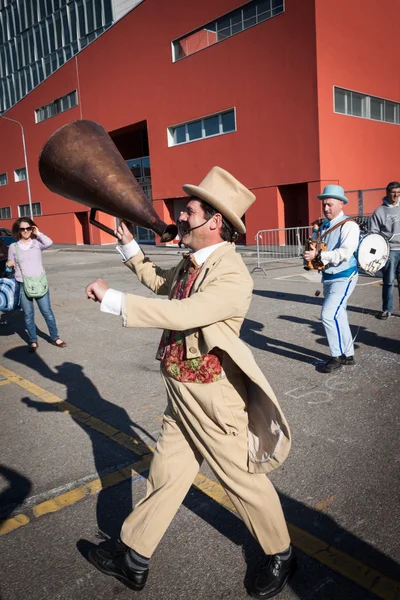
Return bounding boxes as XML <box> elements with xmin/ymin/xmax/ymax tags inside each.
<box><xmin>0</xmin><ymin>206</ymin><xmax>12</xmax><ymax>219</ymax></box>
<box><xmin>172</xmin><ymin>0</ymin><xmax>285</xmax><ymax>62</ymax></box>
<box><xmin>333</xmin><ymin>86</ymin><xmax>400</xmax><ymax>125</ymax></box>
<box><xmin>168</xmin><ymin>109</ymin><xmax>236</xmax><ymax>147</ymax></box>
<box><xmin>18</xmin><ymin>202</ymin><xmax>42</xmax><ymax>218</ymax></box>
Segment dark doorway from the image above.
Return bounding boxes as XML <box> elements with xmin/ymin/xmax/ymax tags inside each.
<box><xmin>279</xmin><ymin>183</ymin><xmax>309</xmax><ymax>228</ymax></box>
<box><xmin>76</xmin><ymin>212</ymin><xmax>90</xmax><ymax>244</ymax></box>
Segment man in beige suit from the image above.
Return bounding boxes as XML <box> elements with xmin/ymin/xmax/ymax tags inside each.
<box><xmin>85</xmin><ymin>167</ymin><xmax>295</xmax><ymax>599</ymax></box>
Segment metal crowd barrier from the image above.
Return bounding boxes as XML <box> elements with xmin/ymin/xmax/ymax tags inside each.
<box><xmin>252</xmin><ymin>226</ymin><xmax>312</xmax><ymax>274</ymax></box>
<box><xmin>252</xmin><ymin>215</ymin><xmax>372</xmax><ymax>275</ymax></box>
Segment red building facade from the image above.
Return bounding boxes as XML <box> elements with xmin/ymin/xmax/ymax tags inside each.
<box><xmin>0</xmin><ymin>0</ymin><xmax>399</xmax><ymax>245</ymax></box>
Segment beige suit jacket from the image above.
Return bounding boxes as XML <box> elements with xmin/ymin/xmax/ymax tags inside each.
<box><xmin>122</xmin><ymin>243</ymin><xmax>291</xmax><ymax>474</ymax></box>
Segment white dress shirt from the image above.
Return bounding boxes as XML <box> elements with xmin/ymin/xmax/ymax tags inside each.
<box><xmin>320</xmin><ymin>211</ymin><xmax>360</xmax><ymax>266</ymax></box>
<box><xmin>101</xmin><ymin>240</ymin><xmax>227</xmax><ymax>316</ymax></box>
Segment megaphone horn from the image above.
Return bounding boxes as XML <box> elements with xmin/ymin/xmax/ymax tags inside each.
<box><xmin>38</xmin><ymin>120</ymin><xmax>178</xmax><ymax>242</ymax></box>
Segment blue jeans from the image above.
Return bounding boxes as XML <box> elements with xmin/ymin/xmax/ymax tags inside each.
<box><xmin>16</xmin><ymin>282</ymin><xmax>59</xmax><ymax>343</ymax></box>
<box><xmin>382</xmin><ymin>250</ymin><xmax>400</xmax><ymax>313</ymax></box>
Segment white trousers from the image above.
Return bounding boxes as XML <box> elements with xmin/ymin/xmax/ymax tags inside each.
<box><xmin>321</xmin><ymin>273</ymin><xmax>358</xmax><ymax>358</ymax></box>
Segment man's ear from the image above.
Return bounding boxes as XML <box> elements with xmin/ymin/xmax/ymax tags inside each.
<box><xmin>209</xmin><ymin>213</ymin><xmax>222</xmax><ymax>231</ymax></box>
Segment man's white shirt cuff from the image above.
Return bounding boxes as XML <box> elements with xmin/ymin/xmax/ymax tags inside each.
<box><xmin>101</xmin><ymin>288</ymin><xmax>124</xmax><ymax>315</ymax></box>
<box><xmin>116</xmin><ymin>238</ymin><xmax>141</xmax><ymax>261</ymax></box>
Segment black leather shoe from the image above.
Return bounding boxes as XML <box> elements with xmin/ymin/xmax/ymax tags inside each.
<box><xmin>322</xmin><ymin>356</ymin><xmax>343</xmax><ymax>373</ymax></box>
<box><xmin>342</xmin><ymin>355</ymin><xmax>355</xmax><ymax>366</ymax></box>
<box><xmin>250</xmin><ymin>547</ymin><xmax>296</xmax><ymax>599</ymax></box>
<box><xmin>88</xmin><ymin>544</ymin><xmax>148</xmax><ymax>591</ymax></box>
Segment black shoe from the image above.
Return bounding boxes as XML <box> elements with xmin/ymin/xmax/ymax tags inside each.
<box><xmin>88</xmin><ymin>544</ymin><xmax>148</xmax><ymax>591</ymax></box>
<box><xmin>321</xmin><ymin>356</ymin><xmax>344</xmax><ymax>373</ymax></box>
<box><xmin>342</xmin><ymin>355</ymin><xmax>355</xmax><ymax>366</ymax></box>
<box><xmin>249</xmin><ymin>547</ymin><xmax>296</xmax><ymax>599</ymax></box>
<box><xmin>376</xmin><ymin>311</ymin><xmax>391</xmax><ymax>320</ymax></box>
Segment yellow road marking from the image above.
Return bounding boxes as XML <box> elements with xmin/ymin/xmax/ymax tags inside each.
<box><xmin>0</xmin><ymin>514</ymin><xmax>30</xmax><ymax>534</ymax></box>
<box><xmin>0</xmin><ymin>379</ymin><xmax>11</xmax><ymax>387</ymax></box>
<box><xmin>0</xmin><ymin>365</ymin><xmax>150</xmax><ymax>458</ymax></box>
<box><xmin>0</xmin><ymin>364</ymin><xmax>399</xmax><ymax>599</ymax></box>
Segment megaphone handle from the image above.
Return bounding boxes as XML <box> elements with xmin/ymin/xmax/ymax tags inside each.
<box><xmin>89</xmin><ymin>208</ymin><xmax>118</xmax><ymax>238</ymax></box>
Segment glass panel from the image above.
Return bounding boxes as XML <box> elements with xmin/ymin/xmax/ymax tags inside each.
<box><xmin>351</xmin><ymin>92</ymin><xmax>365</xmax><ymax>117</ymax></box>
<box><xmin>174</xmin><ymin>40</ymin><xmax>186</xmax><ymax>60</ymax></box>
<box><xmin>47</xmin><ymin>17</ymin><xmax>56</xmax><ymax>52</ymax></box>
<box><xmin>94</xmin><ymin>0</ymin><xmax>103</xmax><ymax>29</ymax></box>
<box><xmin>141</xmin><ymin>157</ymin><xmax>151</xmax><ymax>179</ymax></box>
<box><xmin>370</xmin><ymin>97</ymin><xmax>383</xmax><ymax>120</ymax></box>
<box><xmin>217</xmin><ymin>16</ymin><xmax>230</xmax><ymax>40</ymax></box>
<box><xmin>187</xmin><ymin>120</ymin><xmax>202</xmax><ymax>140</ymax></box>
<box><xmin>77</xmin><ymin>0</ymin><xmax>85</xmax><ymax>37</ymax></box>
<box><xmin>62</xmin><ymin>7</ymin><xmax>71</xmax><ymax>44</ymax></box>
<box><xmin>257</xmin><ymin>0</ymin><xmax>271</xmax><ymax>16</ymax></box>
<box><xmin>334</xmin><ymin>88</ymin><xmax>347</xmax><ymax>113</ymax></box>
<box><xmin>54</xmin><ymin>11</ymin><xmax>62</xmax><ymax>48</ymax></box>
<box><xmin>204</xmin><ymin>115</ymin><xmax>219</xmax><ymax>136</ymax></box>
<box><xmin>384</xmin><ymin>100</ymin><xmax>396</xmax><ymax>123</ymax></box>
<box><xmin>175</xmin><ymin>125</ymin><xmax>186</xmax><ymax>144</ymax></box>
<box><xmin>104</xmin><ymin>0</ymin><xmax>113</xmax><ymax>24</ymax></box>
<box><xmin>231</xmin><ymin>11</ymin><xmax>243</xmax><ymax>35</ymax></box>
<box><xmin>41</xmin><ymin>22</ymin><xmax>49</xmax><ymax>55</ymax></box>
<box><xmin>127</xmin><ymin>159</ymin><xmax>142</xmax><ymax>179</ymax></box>
<box><xmin>221</xmin><ymin>110</ymin><xmax>235</xmax><ymax>132</ymax></box>
<box><xmin>69</xmin><ymin>3</ymin><xmax>77</xmax><ymax>41</ymax></box>
<box><xmin>34</xmin><ymin>25</ymin><xmax>43</xmax><ymax>59</ymax></box>
<box><xmin>86</xmin><ymin>0</ymin><xmax>95</xmax><ymax>33</ymax></box>
<box><xmin>243</xmin><ymin>4</ymin><xmax>257</xmax><ymax>28</ymax></box>
<box><xmin>25</xmin><ymin>0</ymin><xmax>32</xmax><ymax>27</ymax></box>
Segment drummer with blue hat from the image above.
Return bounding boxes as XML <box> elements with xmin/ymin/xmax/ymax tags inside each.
<box><xmin>304</xmin><ymin>184</ymin><xmax>360</xmax><ymax>373</ymax></box>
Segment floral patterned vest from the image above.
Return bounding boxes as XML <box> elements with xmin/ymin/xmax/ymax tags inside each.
<box><xmin>156</xmin><ymin>258</ymin><xmax>224</xmax><ymax>383</ymax></box>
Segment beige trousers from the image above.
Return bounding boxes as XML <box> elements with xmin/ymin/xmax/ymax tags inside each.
<box><xmin>121</xmin><ymin>362</ymin><xmax>290</xmax><ymax>558</ymax></box>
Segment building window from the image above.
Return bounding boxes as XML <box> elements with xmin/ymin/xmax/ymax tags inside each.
<box><xmin>18</xmin><ymin>203</ymin><xmax>42</xmax><ymax>217</ymax></box>
<box><xmin>168</xmin><ymin>109</ymin><xmax>236</xmax><ymax>146</ymax></box>
<box><xmin>35</xmin><ymin>90</ymin><xmax>78</xmax><ymax>123</ymax></box>
<box><xmin>0</xmin><ymin>207</ymin><xmax>11</xmax><ymax>219</ymax></box>
<box><xmin>14</xmin><ymin>167</ymin><xmax>27</xmax><ymax>182</ymax></box>
<box><xmin>172</xmin><ymin>0</ymin><xmax>284</xmax><ymax>61</ymax></box>
<box><xmin>334</xmin><ymin>87</ymin><xmax>400</xmax><ymax>124</ymax></box>
<box><xmin>0</xmin><ymin>173</ymin><xmax>8</xmax><ymax>186</ymax></box>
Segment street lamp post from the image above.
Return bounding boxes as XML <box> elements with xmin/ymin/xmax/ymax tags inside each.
<box><xmin>0</xmin><ymin>115</ymin><xmax>33</xmax><ymax>219</ymax></box>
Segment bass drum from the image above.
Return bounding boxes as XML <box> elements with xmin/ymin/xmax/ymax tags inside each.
<box><xmin>356</xmin><ymin>232</ymin><xmax>389</xmax><ymax>275</ymax></box>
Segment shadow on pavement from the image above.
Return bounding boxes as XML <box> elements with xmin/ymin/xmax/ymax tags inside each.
<box><xmin>279</xmin><ymin>315</ymin><xmax>400</xmax><ymax>355</ymax></box>
<box><xmin>241</xmin><ymin>318</ymin><xmax>329</xmax><ymax>364</ymax></box>
<box><xmin>3</xmin><ymin>347</ymin><xmax>399</xmax><ymax>598</ymax></box>
<box><xmin>253</xmin><ymin>289</ymin><xmax>386</xmax><ymax>318</ymax></box>
<box><xmin>3</xmin><ymin>347</ymin><xmax>155</xmax><ymax>538</ymax></box>
<box><xmin>0</xmin><ymin>464</ymin><xmax>32</xmax><ymax>521</ymax></box>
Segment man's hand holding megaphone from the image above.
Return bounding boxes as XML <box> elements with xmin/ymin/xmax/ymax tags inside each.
<box><xmin>115</xmin><ymin>221</ymin><xmax>134</xmax><ymax>245</ymax></box>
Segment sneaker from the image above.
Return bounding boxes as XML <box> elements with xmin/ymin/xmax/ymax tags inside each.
<box><xmin>377</xmin><ymin>311</ymin><xmax>391</xmax><ymax>320</ymax></box>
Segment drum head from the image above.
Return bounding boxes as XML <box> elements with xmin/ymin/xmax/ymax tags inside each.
<box><xmin>357</xmin><ymin>233</ymin><xmax>389</xmax><ymax>274</ymax></box>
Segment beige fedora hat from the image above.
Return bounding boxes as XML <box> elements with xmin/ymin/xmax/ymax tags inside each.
<box><xmin>182</xmin><ymin>166</ymin><xmax>256</xmax><ymax>234</ymax></box>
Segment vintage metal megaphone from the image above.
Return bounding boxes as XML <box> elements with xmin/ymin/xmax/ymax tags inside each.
<box><xmin>38</xmin><ymin>120</ymin><xmax>177</xmax><ymax>242</ymax></box>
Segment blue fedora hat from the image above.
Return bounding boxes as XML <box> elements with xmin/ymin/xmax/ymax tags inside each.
<box><xmin>317</xmin><ymin>184</ymin><xmax>348</xmax><ymax>204</ymax></box>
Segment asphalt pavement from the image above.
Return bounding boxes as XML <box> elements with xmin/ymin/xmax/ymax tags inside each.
<box><xmin>0</xmin><ymin>246</ymin><xmax>399</xmax><ymax>600</ymax></box>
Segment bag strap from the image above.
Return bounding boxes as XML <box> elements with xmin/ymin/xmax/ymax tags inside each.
<box><xmin>320</xmin><ymin>218</ymin><xmax>357</xmax><ymax>241</ymax></box>
<box><xmin>14</xmin><ymin>244</ymin><xmax>25</xmax><ymax>278</ymax></box>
